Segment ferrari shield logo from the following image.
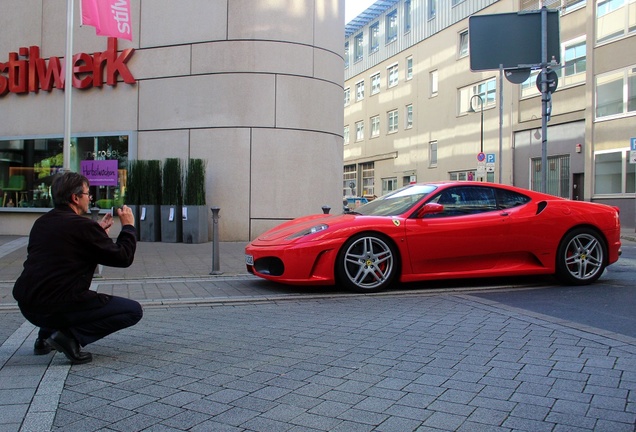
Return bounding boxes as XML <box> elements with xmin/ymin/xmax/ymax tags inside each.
<box><xmin>392</xmin><ymin>219</ymin><xmax>400</xmax><ymax>227</ymax></box>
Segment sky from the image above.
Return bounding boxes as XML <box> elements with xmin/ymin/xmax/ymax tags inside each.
<box><xmin>345</xmin><ymin>0</ymin><xmax>376</xmax><ymax>23</ymax></box>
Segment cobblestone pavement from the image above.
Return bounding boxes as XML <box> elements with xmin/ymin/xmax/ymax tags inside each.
<box><xmin>1</xmin><ymin>235</ymin><xmax>635</xmax><ymax>431</ymax></box>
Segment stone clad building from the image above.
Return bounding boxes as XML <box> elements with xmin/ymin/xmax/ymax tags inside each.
<box><xmin>0</xmin><ymin>0</ymin><xmax>345</xmax><ymax>240</ymax></box>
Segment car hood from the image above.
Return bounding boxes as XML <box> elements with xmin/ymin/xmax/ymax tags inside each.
<box><xmin>256</xmin><ymin>213</ymin><xmax>354</xmax><ymax>242</ymax></box>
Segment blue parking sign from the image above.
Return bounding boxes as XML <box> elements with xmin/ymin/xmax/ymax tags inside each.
<box><xmin>486</xmin><ymin>153</ymin><xmax>496</xmax><ymax>163</ymax></box>
<box><xmin>631</xmin><ymin>137</ymin><xmax>636</xmax><ymax>151</ymax></box>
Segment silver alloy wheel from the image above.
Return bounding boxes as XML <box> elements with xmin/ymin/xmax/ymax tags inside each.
<box><xmin>342</xmin><ymin>235</ymin><xmax>395</xmax><ymax>290</ymax></box>
<box><xmin>562</xmin><ymin>232</ymin><xmax>604</xmax><ymax>281</ymax></box>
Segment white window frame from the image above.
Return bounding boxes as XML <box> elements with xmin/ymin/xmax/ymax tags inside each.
<box><xmin>406</xmin><ymin>104</ymin><xmax>413</xmax><ymax>129</ymax></box>
<box><xmin>388</xmin><ymin>64</ymin><xmax>399</xmax><ymax>88</ymax></box>
<box><xmin>356</xmin><ymin>80</ymin><xmax>365</xmax><ymax>101</ymax></box>
<box><xmin>388</xmin><ymin>109</ymin><xmax>399</xmax><ymax>133</ymax></box>
<box><xmin>595</xmin><ymin>65</ymin><xmax>636</xmax><ymax>120</ymax></box>
<box><xmin>404</xmin><ymin>0</ymin><xmax>412</xmax><ymax>33</ymax></box>
<box><xmin>371</xmin><ymin>73</ymin><xmax>381</xmax><ymax>95</ymax></box>
<box><xmin>344</xmin><ymin>87</ymin><xmax>350</xmax><ymax>106</ymax></box>
<box><xmin>406</xmin><ymin>56</ymin><xmax>413</xmax><ymax>80</ymax></box>
<box><xmin>596</xmin><ymin>0</ymin><xmax>636</xmax><ymax>44</ymax></box>
<box><xmin>371</xmin><ymin>115</ymin><xmax>380</xmax><ymax>137</ymax></box>
<box><xmin>559</xmin><ymin>37</ymin><xmax>586</xmax><ymax>87</ymax></box>
<box><xmin>382</xmin><ymin>177</ymin><xmax>398</xmax><ymax>195</ymax></box>
<box><xmin>458</xmin><ymin>29</ymin><xmax>469</xmax><ymax>58</ymax></box>
<box><xmin>459</xmin><ymin>78</ymin><xmax>496</xmax><ymax>115</ymax></box>
<box><xmin>429</xmin><ymin>141</ymin><xmax>438</xmax><ymax>167</ymax></box>
<box><xmin>354</xmin><ymin>33</ymin><xmax>363</xmax><ymax>62</ymax></box>
<box><xmin>386</xmin><ymin>10</ymin><xmax>398</xmax><ymax>44</ymax></box>
<box><xmin>344</xmin><ymin>125</ymin><xmax>350</xmax><ymax>145</ymax></box>
<box><xmin>355</xmin><ymin>121</ymin><xmax>364</xmax><ymax>141</ymax></box>
<box><xmin>594</xmin><ymin>148</ymin><xmax>636</xmax><ymax>195</ymax></box>
<box><xmin>430</xmin><ymin>70</ymin><xmax>439</xmax><ymax>97</ymax></box>
<box><xmin>563</xmin><ymin>0</ymin><xmax>586</xmax><ymax>14</ymax></box>
<box><xmin>369</xmin><ymin>22</ymin><xmax>380</xmax><ymax>54</ymax></box>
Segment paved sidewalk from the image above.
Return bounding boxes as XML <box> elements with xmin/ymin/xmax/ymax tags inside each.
<box><xmin>0</xmin><ymin>234</ymin><xmax>635</xmax><ymax>431</ymax></box>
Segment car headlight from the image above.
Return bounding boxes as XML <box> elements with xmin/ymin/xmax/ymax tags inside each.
<box><xmin>287</xmin><ymin>224</ymin><xmax>328</xmax><ymax>239</ymax></box>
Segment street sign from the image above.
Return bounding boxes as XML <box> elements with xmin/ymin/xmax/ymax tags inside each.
<box><xmin>486</xmin><ymin>153</ymin><xmax>495</xmax><ymax>163</ymax></box>
<box><xmin>477</xmin><ymin>152</ymin><xmax>486</xmax><ymax>162</ymax></box>
<box><xmin>630</xmin><ymin>151</ymin><xmax>636</xmax><ymax>164</ymax></box>
<box><xmin>631</xmin><ymin>137</ymin><xmax>636</xmax><ymax>151</ymax></box>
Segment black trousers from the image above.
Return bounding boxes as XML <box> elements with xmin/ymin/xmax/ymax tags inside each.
<box><xmin>20</xmin><ymin>295</ymin><xmax>143</xmax><ymax>347</ymax></box>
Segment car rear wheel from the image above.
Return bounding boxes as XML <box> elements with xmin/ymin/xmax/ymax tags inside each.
<box><xmin>336</xmin><ymin>233</ymin><xmax>398</xmax><ymax>292</ymax></box>
<box><xmin>555</xmin><ymin>228</ymin><xmax>606</xmax><ymax>285</ymax></box>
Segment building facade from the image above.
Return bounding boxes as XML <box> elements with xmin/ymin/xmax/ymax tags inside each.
<box><xmin>0</xmin><ymin>0</ymin><xmax>345</xmax><ymax>240</ymax></box>
<box><xmin>344</xmin><ymin>0</ymin><xmax>635</xmax><ymax>228</ymax></box>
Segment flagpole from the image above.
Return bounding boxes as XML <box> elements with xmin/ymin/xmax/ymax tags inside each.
<box><xmin>63</xmin><ymin>0</ymin><xmax>74</xmax><ymax>171</ymax></box>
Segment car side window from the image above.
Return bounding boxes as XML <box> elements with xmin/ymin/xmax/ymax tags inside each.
<box><xmin>495</xmin><ymin>189</ymin><xmax>531</xmax><ymax>209</ymax></box>
<box><xmin>426</xmin><ymin>186</ymin><xmax>497</xmax><ymax>217</ymax></box>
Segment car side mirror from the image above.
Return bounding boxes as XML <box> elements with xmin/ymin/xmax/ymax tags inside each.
<box><xmin>416</xmin><ymin>202</ymin><xmax>444</xmax><ymax>218</ymax></box>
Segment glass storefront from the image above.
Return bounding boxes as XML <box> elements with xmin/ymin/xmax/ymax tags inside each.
<box><xmin>1</xmin><ymin>134</ymin><xmax>130</xmax><ymax>209</ymax></box>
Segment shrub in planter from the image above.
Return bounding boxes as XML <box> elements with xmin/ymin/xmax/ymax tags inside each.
<box><xmin>182</xmin><ymin>158</ymin><xmax>209</xmax><ymax>244</ymax></box>
<box><xmin>125</xmin><ymin>159</ymin><xmax>143</xmax><ymax>239</ymax></box>
<box><xmin>139</xmin><ymin>160</ymin><xmax>162</xmax><ymax>242</ymax></box>
<box><xmin>161</xmin><ymin>158</ymin><xmax>183</xmax><ymax>243</ymax></box>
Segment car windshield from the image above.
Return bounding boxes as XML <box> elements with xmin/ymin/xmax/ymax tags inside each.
<box><xmin>354</xmin><ymin>184</ymin><xmax>438</xmax><ymax>216</ymax></box>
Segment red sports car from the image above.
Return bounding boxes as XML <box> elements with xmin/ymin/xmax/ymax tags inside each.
<box><xmin>245</xmin><ymin>182</ymin><xmax>622</xmax><ymax>292</ymax></box>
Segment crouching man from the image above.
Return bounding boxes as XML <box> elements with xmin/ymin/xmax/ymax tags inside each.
<box><xmin>13</xmin><ymin>172</ymin><xmax>142</xmax><ymax>364</ymax></box>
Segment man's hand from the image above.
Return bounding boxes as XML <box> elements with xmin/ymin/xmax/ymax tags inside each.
<box><xmin>99</xmin><ymin>212</ymin><xmax>114</xmax><ymax>234</ymax></box>
<box><xmin>117</xmin><ymin>205</ymin><xmax>135</xmax><ymax>227</ymax></box>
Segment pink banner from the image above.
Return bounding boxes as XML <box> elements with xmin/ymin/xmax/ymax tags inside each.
<box><xmin>81</xmin><ymin>0</ymin><xmax>132</xmax><ymax>41</ymax></box>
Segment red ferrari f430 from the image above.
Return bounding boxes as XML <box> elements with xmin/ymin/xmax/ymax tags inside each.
<box><xmin>245</xmin><ymin>182</ymin><xmax>622</xmax><ymax>292</ymax></box>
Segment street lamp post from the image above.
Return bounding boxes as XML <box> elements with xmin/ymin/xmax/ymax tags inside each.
<box><xmin>469</xmin><ymin>94</ymin><xmax>484</xmax><ymax>154</ymax></box>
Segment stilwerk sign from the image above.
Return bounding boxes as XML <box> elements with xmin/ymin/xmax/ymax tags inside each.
<box><xmin>0</xmin><ymin>37</ymin><xmax>135</xmax><ymax>96</ymax></box>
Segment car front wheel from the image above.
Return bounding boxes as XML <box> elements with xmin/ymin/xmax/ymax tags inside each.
<box><xmin>555</xmin><ymin>228</ymin><xmax>606</xmax><ymax>285</ymax></box>
<box><xmin>336</xmin><ymin>233</ymin><xmax>398</xmax><ymax>292</ymax></box>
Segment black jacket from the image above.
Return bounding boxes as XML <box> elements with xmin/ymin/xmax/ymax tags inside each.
<box><xmin>13</xmin><ymin>206</ymin><xmax>137</xmax><ymax>313</ymax></box>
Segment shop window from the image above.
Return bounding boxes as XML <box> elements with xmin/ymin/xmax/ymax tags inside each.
<box><xmin>382</xmin><ymin>177</ymin><xmax>398</xmax><ymax>195</ymax></box>
<box><xmin>343</xmin><ymin>164</ymin><xmax>357</xmax><ymax>196</ymax></box>
<box><xmin>530</xmin><ymin>154</ymin><xmax>570</xmax><ymax>198</ymax></box>
<box><xmin>1</xmin><ymin>134</ymin><xmax>130</xmax><ymax>209</ymax></box>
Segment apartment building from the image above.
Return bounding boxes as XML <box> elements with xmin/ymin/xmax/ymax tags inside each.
<box><xmin>343</xmin><ymin>0</ymin><xmax>635</xmax><ymax>227</ymax></box>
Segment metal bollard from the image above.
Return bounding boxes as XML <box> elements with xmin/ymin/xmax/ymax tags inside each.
<box><xmin>210</xmin><ymin>207</ymin><xmax>223</xmax><ymax>275</ymax></box>
<box><xmin>322</xmin><ymin>205</ymin><xmax>331</xmax><ymax>214</ymax></box>
<box><xmin>90</xmin><ymin>207</ymin><xmax>101</xmax><ymax>221</ymax></box>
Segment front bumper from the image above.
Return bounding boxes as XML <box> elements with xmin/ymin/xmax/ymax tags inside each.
<box><xmin>245</xmin><ymin>239</ymin><xmax>342</xmax><ymax>286</ymax></box>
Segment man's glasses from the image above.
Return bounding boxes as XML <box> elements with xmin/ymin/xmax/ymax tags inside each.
<box><xmin>76</xmin><ymin>192</ymin><xmax>93</xmax><ymax>200</ymax></box>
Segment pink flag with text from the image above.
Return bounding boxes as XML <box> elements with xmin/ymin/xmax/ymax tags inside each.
<box><xmin>81</xmin><ymin>0</ymin><xmax>132</xmax><ymax>41</ymax></box>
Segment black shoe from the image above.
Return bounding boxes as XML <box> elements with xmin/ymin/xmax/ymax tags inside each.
<box><xmin>46</xmin><ymin>331</ymin><xmax>92</xmax><ymax>364</ymax></box>
<box><xmin>34</xmin><ymin>338</ymin><xmax>53</xmax><ymax>355</ymax></box>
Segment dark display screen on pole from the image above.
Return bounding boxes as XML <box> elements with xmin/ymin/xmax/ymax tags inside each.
<box><xmin>469</xmin><ymin>10</ymin><xmax>560</xmax><ymax>72</ymax></box>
